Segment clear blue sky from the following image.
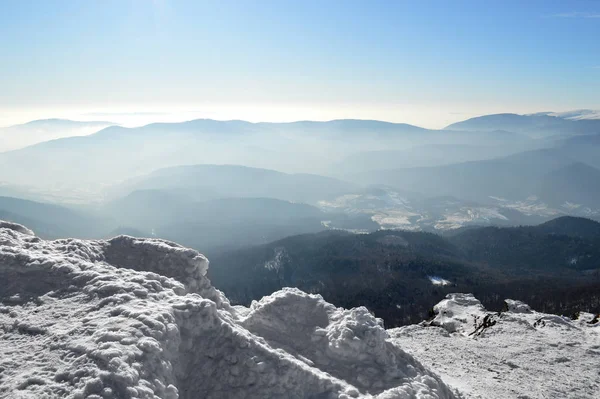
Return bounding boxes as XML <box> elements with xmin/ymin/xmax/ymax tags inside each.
<box><xmin>1</xmin><ymin>0</ymin><xmax>599</xmax><ymax>128</ymax></box>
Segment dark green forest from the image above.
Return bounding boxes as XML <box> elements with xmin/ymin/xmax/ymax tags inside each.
<box><xmin>210</xmin><ymin>217</ymin><xmax>600</xmax><ymax>327</ymax></box>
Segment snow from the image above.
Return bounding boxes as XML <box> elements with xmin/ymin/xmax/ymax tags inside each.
<box><xmin>428</xmin><ymin>276</ymin><xmax>452</xmax><ymax>286</ymax></box>
<box><xmin>3</xmin><ymin>220</ymin><xmax>599</xmax><ymax>399</ymax></box>
<box><xmin>263</xmin><ymin>247</ymin><xmax>288</xmax><ymax>272</ymax></box>
<box><xmin>321</xmin><ymin>190</ymin><xmax>599</xmax><ymax>233</ymax></box>
<box><xmin>390</xmin><ymin>293</ymin><xmax>600</xmax><ymax>398</ymax></box>
<box><xmin>0</xmin><ymin>221</ymin><xmax>34</xmax><ymax>236</ymax></box>
<box><xmin>0</xmin><ymin>221</ymin><xmax>456</xmax><ymax>399</ymax></box>
<box><xmin>371</xmin><ymin>211</ymin><xmax>419</xmax><ymax>230</ymax></box>
<box><xmin>489</xmin><ymin>197</ymin><xmax>600</xmax><ymax>219</ymax></box>
<box><xmin>433</xmin><ymin>207</ymin><xmax>508</xmax><ymax>230</ymax></box>
<box><xmin>545</xmin><ymin>109</ymin><xmax>600</xmax><ymax>120</ymax></box>
<box><xmin>318</xmin><ymin>190</ymin><xmax>422</xmax><ymax>231</ymax></box>
<box><xmin>562</xmin><ymin>201</ymin><xmax>582</xmax><ymax>211</ymax></box>
<box><xmin>318</xmin><ymin>190</ymin><xmax>411</xmax><ymax>213</ymax></box>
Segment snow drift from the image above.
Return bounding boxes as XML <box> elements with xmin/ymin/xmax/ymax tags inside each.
<box><xmin>0</xmin><ymin>221</ymin><xmax>456</xmax><ymax>399</ymax></box>
<box><xmin>391</xmin><ymin>293</ymin><xmax>600</xmax><ymax>398</ymax></box>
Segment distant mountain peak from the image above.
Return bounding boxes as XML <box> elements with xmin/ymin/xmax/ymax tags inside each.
<box><xmin>531</xmin><ymin>110</ymin><xmax>600</xmax><ymax>121</ymax></box>
<box><xmin>445</xmin><ymin>112</ymin><xmax>600</xmax><ymax>137</ymax></box>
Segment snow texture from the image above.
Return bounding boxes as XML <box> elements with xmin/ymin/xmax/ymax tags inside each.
<box><xmin>391</xmin><ymin>293</ymin><xmax>600</xmax><ymax>398</ymax></box>
<box><xmin>0</xmin><ymin>221</ymin><xmax>456</xmax><ymax>399</ymax></box>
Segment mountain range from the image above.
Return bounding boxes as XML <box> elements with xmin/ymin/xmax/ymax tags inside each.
<box><xmin>0</xmin><ymin>111</ymin><xmax>599</xmax><ymax>252</ymax></box>
<box><xmin>0</xmin><ymin>118</ymin><xmax>114</xmax><ymax>152</ymax></box>
<box><xmin>445</xmin><ymin>112</ymin><xmax>600</xmax><ymax>137</ymax></box>
<box><xmin>2</xmin><ymin>112</ymin><xmax>597</xmax><ymax>190</ymax></box>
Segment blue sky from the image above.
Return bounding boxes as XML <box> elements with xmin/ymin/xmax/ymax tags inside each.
<box><xmin>1</xmin><ymin>0</ymin><xmax>599</xmax><ymax>128</ymax></box>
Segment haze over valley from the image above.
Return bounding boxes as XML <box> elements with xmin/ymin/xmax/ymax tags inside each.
<box><xmin>2</xmin><ymin>111</ymin><xmax>600</xmax><ymax>242</ymax></box>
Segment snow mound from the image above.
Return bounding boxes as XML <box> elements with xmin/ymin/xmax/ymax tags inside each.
<box><xmin>241</xmin><ymin>288</ymin><xmax>456</xmax><ymax>397</ymax></box>
<box><xmin>0</xmin><ymin>220</ymin><xmax>34</xmax><ymax>236</ymax></box>
<box><xmin>0</xmin><ymin>222</ymin><xmax>456</xmax><ymax>399</ymax></box>
<box><xmin>391</xmin><ymin>293</ymin><xmax>600</xmax><ymax>398</ymax></box>
<box><xmin>427</xmin><ymin>293</ymin><xmax>496</xmax><ymax>336</ymax></box>
<box><xmin>503</xmin><ymin>299</ymin><xmax>532</xmax><ymax>314</ymax></box>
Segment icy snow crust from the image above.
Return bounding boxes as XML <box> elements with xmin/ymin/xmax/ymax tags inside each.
<box><xmin>0</xmin><ymin>222</ymin><xmax>456</xmax><ymax>399</ymax></box>
<box><xmin>391</xmin><ymin>294</ymin><xmax>600</xmax><ymax>399</ymax></box>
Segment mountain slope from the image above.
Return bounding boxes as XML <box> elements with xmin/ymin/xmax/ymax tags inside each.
<box><xmin>353</xmin><ymin>148</ymin><xmax>600</xmax><ymax>209</ymax></box>
<box><xmin>0</xmin><ymin>117</ymin><xmax>532</xmax><ymax>190</ymax></box>
<box><xmin>102</xmin><ymin>189</ymin><xmax>331</xmax><ymax>255</ymax></box>
<box><xmin>537</xmin><ymin>162</ymin><xmax>600</xmax><ymax>208</ymax></box>
<box><xmin>532</xmin><ymin>216</ymin><xmax>600</xmax><ymax>239</ymax></box>
<box><xmin>534</xmin><ymin>109</ymin><xmax>600</xmax><ymax>120</ymax></box>
<box><xmin>0</xmin><ymin>118</ymin><xmax>114</xmax><ymax>152</ymax></box>
<box><xmin>555</xmin><ymin>133</ymin><xmax>600</xmax><ymax>169</ymax></box>
<box><xmin>355</xmin><ymin>148</ymin><xmax>574</xmax><ymax>203</ymax></box>
<box><xmin>0</xmin><ymin>196</ymin><xmax>108</xmax><ymax>238</ymax></box>
<box><xmin>210</xmin><ymin>217</ymin><xmax>600</xmax><ymax>326</ymax></box>
<box><xmin>448</xmin><ymin>221</ymin><xmax>600</xmax><ymax>273</ymax></box>
<box><xmin>112</xmin><ymin>164</ymin><xmax>357</xmax><ymax>205</ymax></box>
<box><xmin>0</xmin><ymin>118</ymin><xmax>425</xmax><ymax>187</ymax></box>
<box><xmin>335</xmin><ymin>143</ymin><xmax>527</xmax><ymax>173</ymax></box>
<box><xmin>445</xmin><ymin>113</ymin><xmax>600</xmax><ymax>137</ymax></box>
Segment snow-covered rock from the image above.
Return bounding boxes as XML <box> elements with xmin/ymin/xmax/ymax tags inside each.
<box><xmin>426</xmin><ymin>293</ymin><xmax>497</xmax><ymax>336</ymax></box>
<box><xmin>240</xmin><ymin>288</ymin><xmax>455</xmax><ymax>397</ymax></box>
<box><xmin>3</xmin><ymin>221</ymin><xmax>599</xmax><ymax>399</ymax></box>
<box><xmin>0</xmin><ymin>220</ymin><xmax>34</xmax><ymax>236</ymax></box>
<box><xmin>503</xmin><ymin>299</ymin><xmax>532</xmax><ymax>314</ymax></box>
<box><xmin>391</xmin><ymin>293</ymin><xmax>600</xmax><ymax>398</ymax></box>
<box><xmin>0</xmin><ymin>222</ymin><xmax>456</xmax><ymax>399</ymax></box>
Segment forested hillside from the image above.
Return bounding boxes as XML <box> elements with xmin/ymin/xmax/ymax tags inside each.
<box><xmin>210</xmin><ymin>217</ymin><xmax>600</xmax><ymax>326</ymax></box>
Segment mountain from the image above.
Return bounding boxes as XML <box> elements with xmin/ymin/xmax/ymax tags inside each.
<box><xmin>112</xmin><ymin>164</ymin><xmax>357</xmax><ymax>205</ymax></box>
<box><xmin>0</xmin><ymin>196</ymin><xmax>109</xmax><ymax>238</ymax></box>
<box><xmin>448</xmin><ymin>219</ymin><xmax>600</xmax><ymax>273</ymax></box>
<box><xmin>538</xmin><ymin>162</ymin><xmax>600</xmax><ymax>208</ymax></box>
<box><xmin>155</xmin><ymin>200</ymin><xmax>328</xmax><ymax>256</ymax></box>
<box><xmin>209</xmin><ymin>217</ymin><xmax>600</xmax><ymax>327</ymax></box>
<box><xmin>532</xmin><ymin>216</ymin><xmax>600</xmax><ymax>239</ymax></box>
<box><xmin>534</xmin><ymin>109</ymin><xmax>600</xmax><ymax>120</ymax></box>
<box><xmin>561</xmin><ymin>133</ymin><xmax>600</xmax><ymax>148</ymax></box>
<box><xmin>353</xmin><ymin>148</ymin><xmax>600</xmax><ymax>211</ymax></box>
<box><xmin>0</xmin><ymin>118</ymin><xmax>114</xmax><ymax>152</ymax></box>
<box><xmin>0</xmin><ymin>118</ymin><xmax>427</xmax><ymax>188</ymax></box>
<box><xmin>103</xmin><ymin>189</ymin><xmax>193</xmax><ymax>228</ymax></box>
<box><xmin>555</xmin><ymin>133</ymin><xmax>600</xmax><ymax>169</ymax></box>
<box><xmin>335</xmin><ymin>143</ymin><xmax>529</xmax><ymax>173</ymax></box>
<box><xmin>0</xmin><ymin>115</ymin><xmax>593</xmax><ymax>203</ymax></box>
<box><xmin>104</xmin><ymin>188</ymin><xmax>327</xmax><ymax>229</ymax></box>
<box><xmin>354</xmin><ymin>148</ymin><xmax>575</xmax><ymax>203</ymax></box>
<box><xmin>445</xmin><ymin>113</ymin><xmax>600</xmax><ymax>137</ymax></box>
<box><xmin>0</xmin><ymin>121</ymin><xmax>288</xmax><ymax>188</ymax></box>
<box><xmin>268</xmin><ymin>119</ymin><xmax>429</xmax><ymax>137</ymax></box>
<box><xmin>0</xmin><ymin>118</ymin><xmax>532</xmax><ymax>193</ymax></box>
<box><xmin>101</xmin><ymin>189</ymin><xmax>332</xmax><ymax>255</ymax></box>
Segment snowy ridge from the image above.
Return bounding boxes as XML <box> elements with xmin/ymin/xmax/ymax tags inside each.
<box><xmin>0</xmin><ymin>222</ymin><xmax>456</xmax><ymax>399</ymax></box>
<box><xmin>390</xmin><ymin>294</ymin><xmax>600</xmax><ymax>398</ymax></box>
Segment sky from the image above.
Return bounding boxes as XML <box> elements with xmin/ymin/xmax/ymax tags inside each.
<box><xmin>1</xmin><ymin>0</ymin><xmax>599</xmax><ymax>128</ymax></box>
